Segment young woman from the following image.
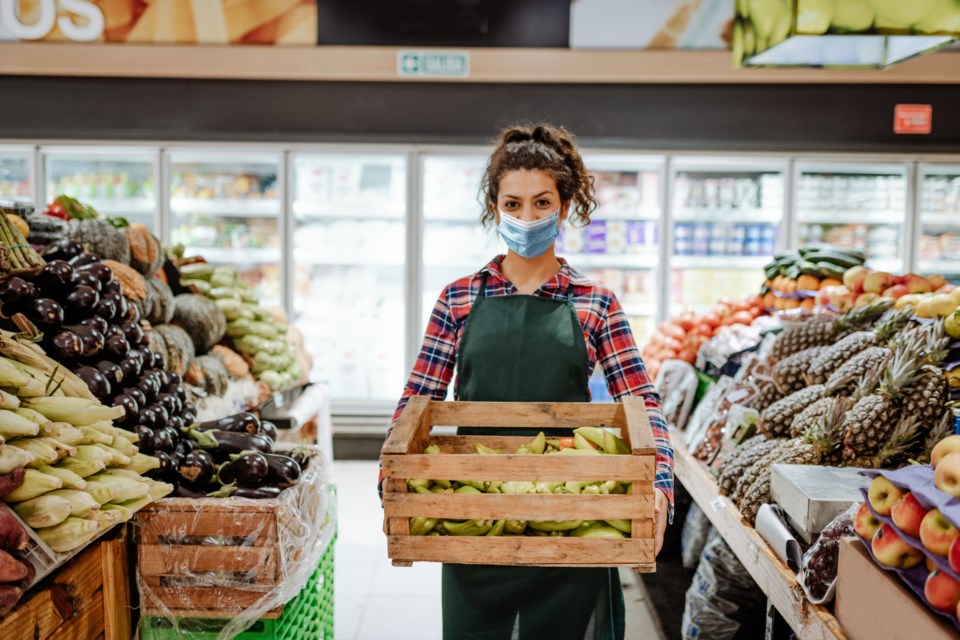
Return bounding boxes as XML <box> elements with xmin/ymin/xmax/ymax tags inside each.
<box><xmin>380</xmin><ymin>123</ymin><xmax>674</xmax><ymax>640</ymax></box>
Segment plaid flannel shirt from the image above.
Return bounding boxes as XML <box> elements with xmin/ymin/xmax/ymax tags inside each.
<box><xmin>379</xmin><ymin>255</ymin><xmax>675</xmax><ymax>521</ymax></box>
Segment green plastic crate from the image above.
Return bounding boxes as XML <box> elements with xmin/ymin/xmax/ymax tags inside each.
<box><xmin>142</xmin><ymin>533</ymin><xmax>336</xmax><ymax>640</ymax></box>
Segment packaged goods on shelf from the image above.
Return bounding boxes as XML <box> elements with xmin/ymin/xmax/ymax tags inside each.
<box><xmin>797</xmin><ymin>504</ymin><xmax>857</xmax><ymax>605</ymax></box>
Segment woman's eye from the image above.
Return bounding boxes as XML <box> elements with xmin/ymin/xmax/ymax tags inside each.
<box><xmin>537</xmin><ymin>200</ymin><xmax>551</xmax><ymax>207</ymax></box>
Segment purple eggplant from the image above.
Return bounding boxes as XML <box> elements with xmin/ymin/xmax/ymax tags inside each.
<box><xmin>190</xmin><ymin>429</ymin><xmax>273</xmax><ymax>457</ymax></box>
<box><xmin>103</xmin><ymin>324</ymin><xmax>124</xmax><ymax>339</ymax></box>
<box><xmin>37</xmin><ymin>261</ymin><xmax>76</xmax><ymax>295</ymax></box>
<box><xmin>217</xmin><ymin>452</ymin><xmax>269</xmax><ymax>487</ymax></box>
<box><xmin>175</xmin><ymin>386</ymin><xmax>188</xmax><ymax>404</ymax></box>
<box><xmin>79</xmin><ymin>315</ymin><xmax>109</xmax><ymax>335</ymax></box>
<box><xmin>137</xmin><ymin>375</ymin><xmax>160</xmax><ymax>401</ymax></box>
<box><xmin>196</xmin><ymin>412</ymin><xmax>261</xmax><ymax>436</ymax></box>
<box><xmin>112</xmin><ymin>393</ymin><xmax>139</xmax><ymax>426</ymax></box>
<box><xmin>174</xmin><ymin>484</ymin><xmax>208</xmax><ymax>499</ymax></box>
<box><xmin>49</xmin><ymin>329</ymin><xmax>83</xmax><ymax>359</ymax></box>
<box><xmin>154</xmin><ymin>392</ymin><xmax>180</xmax><ymax>417</ymax></box>
<box><xmin>260</xmin><ymin>421</ymin><xmax>278</xmax><ymax>443</ymax></box>
<box><xmin>104</xmin><ymin>334</ymin><xmax>130</xmax><ymax>361</ymax></box>
<box><xmin>102</xmin><ymin>280</ymin><xmax>122</xmax><ymax>295</ymax></box>
<box><xmin>42</xmin><ymin>239</ymin><xmax>84</xmax><ymax>262</ymax></box>
<box><xmin>68</xmin><ymin>253</ymin><xmax>98</xmax><ymax>268</ymax></box>
<box><xmin>177</xmin><ymin>449</ymin><xmax>215</xmax><ymax>486</ymax></box>
<box><xmin>92</xmin><ymin>296</ymin><xmax>117</xmax><ymax>322</ymax></box>
<box><xmin>103</xmin><ymin>292</ymin><xmax>127</xmax><ymax>319</ymax></box>
<box><xmin>182</xmin><ymin>404</ymin><xmax>197</xmax><ymax>424</ymax></box>
<box><xmin>151</xmin><ymin>427</ymin><xmax>174</xmax><ymax>454</ymax></box>
<box><xmin>126</xmin><ymin>386</ymin><xmax>147</xmax><ymax>408</ymax></box>
<box><xmin>0</xmin><ymin>277</ymin><xmax>38</xmax><ymax>308</ymax></box>
<box><xmin>150</xmin><ymin>403</ymin><xmax>170</xmax><ymax>429</ymax></box>
<box><xmin>133</xmin><ymin>425</ymin><xmax>155</xmax><ymax>454</ymax></box>
<box><xmin>123</xmin><ymin>303</ymin><xmax>140</xmax><ymax>324</ymax></box>
<box><xmin>60</xmin><ymin>324</ymin><xmax>104</xmax><ymax>358</ymax></box>
<box><xmin>73</xmin><ymin>365</ymin><xmax>111</xmax><ymax>399</ymax></box>
<box><xmin>25</xmin><ymin>298</ymin><xmax>64</xmax><ymax>328</ymax></box>
<box><xmin>138</xmin><ymin>407</ymin><xmax>159</xmax><ymax>430</ymax></box>
<box><xmin>95</xmin><ymin>360</ymin><xmax>124</xmax><ymax>386</ymax></box>
<box><xmin>64</xmin><ymin>286</ymin><xmax>100</xmax><ymax>317</ymax></box>
<box><xmin>75</xmin><ymin>263</ymin><xmax>113</xmax><ymax>287</ymax></box>
<box><xmin>119</xmin><ymin>357</ymin><xmax>143</xmax><ymax>384</ymax></box>
<box><xmin>173</xmin><ymin>437</ymin><xmax>198</xmax><ymax>463</ymax></box>
<box><xmin>167</xmin><ymin>415</ymin><xmax>185</xmax><ymax>431</ymax></box>
<box><xmin>121</xmin><ymin>322</ymin><xmax>144</xmax><ymax>348</ymax></box>
<box><xmin>230</xmin><ymin>485</ymin><xmax>282</xmax><ymax>500</ymax></box>
<box><xmin>147</xmin><ymin>451</ymin><xmax>175</xmax><ymax>482</ymax></box>
<box><xmin>73</xmin><ymin>270</ymin><xmax>102</xmax><ymax>292</ymax></box>
<box><xmin>290</xmin><ymin>448</ymin><xmax>311</xmax><ymax>473</ymax></box>
<box><xmin>165</xmin><ymin>372</ymin><xmax>183</xmax><ymax>391</ymax></box>
<box><xmin>262</xmin><ymin>453</ymin><xmax>301</xmax><ymax>488</ymax></box>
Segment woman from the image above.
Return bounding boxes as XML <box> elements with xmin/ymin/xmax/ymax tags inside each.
<box><xmin>380</xmin><ymin>123</ymin><xmax>674</xmax><ymax>640</ymax></box>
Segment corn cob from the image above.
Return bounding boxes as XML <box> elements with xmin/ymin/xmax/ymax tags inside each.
<box><xmin>84</xmin><ymin>510</ymin><xmax>124</xmax><ymax>525</ymax></box>
<box><xmin>7</xmin><ymin>439</ymin><xmax>58</xmax><ymax>467</ymax></box>
<box><xmin>0</xmin><ymin>332</ymin><xmax>94</xmax><ymax>399</ymax></box>
<box><xmin>37</xmin><ymin>465</ymin><xmax>86</xmax><ymax>491</ymax></box>
<box><xmin>4</xmin><ymin>468</ymin><xmax>62</xmax><ymax>502</ymax></box>
<box><xmin>46</xmin><ymin>489</ymin><xmax>99</xmax><ymax>518</ymax></box>
<box><xmin>0</xmin><ymin>357</ymin><xmax>43</xmax><ymax>394</ymax></box>
<box><xmin>0</xmin><ymin>390</ymin><xmax>19</xmax><ymax>411</ymax></box>
<box><xmin>109</xmin><ymin>436</ymin><xmax>138</xmax><ymax>458</ymax></box>
<box><xmin>87</xmin><ymin>473</ymin><xmax>148</xmax><ymax>503</ymax></box>
<box><xmin>0</xmin><ymin>410</ymin><xmax>40</xmax><ymax>440</ymax></box>
<box><xmin>37</xmin><ymin>517</ymin><xmax>103</xmax><ymax>553</ymax></box>
<box><xmin>56</xmin><ymin>457</ymin><xmax>106</xmax><ymax>478</ymax></box>
<box><xmin>13</xmin><ymin>495</ymin><xmax>72</xmax><ymax>528</ymax></box>
<box><xmin>119</xmin><ymin>453</ymin><xmax>160</xmax><ymax>474</ymax></box>
<box><xmin>21</xmin><ymin>398</ymin><xmax>123</xmax><ymax>427</ymax></box>
<box><xmin>36</xmin><ymin>438</ymin><xmax>75</xmax><ymax>462</ymax></box>
<box><xmin>0</xmin><ymin>445</ymin><xmax>34</xmax><ymax>475</ymax></box>
<box><xmin>39</xmin><ymin>422</ymin><xmax>83</xmax><ymax>446</ymax></box>
<box><xmin>99</xmin><ymin>504</ymin><xmax>133</xmax><ymax>522</ymax></box>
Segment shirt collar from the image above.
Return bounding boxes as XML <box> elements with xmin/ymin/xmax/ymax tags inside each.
<box><xmin>478</xmin><ymin>255</ymin><xmax>591</xmax><ymax>291</ymax></box>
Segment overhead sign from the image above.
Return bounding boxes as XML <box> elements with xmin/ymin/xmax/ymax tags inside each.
<box><xmin>397</xmin><ymin>50</ymin><xmax>470</xmax><ymax>78</ymax></box>
<box><xmin>894</xmin><ymin>104</ymin><xmax>933</xmax><ymax>135</ymax></box>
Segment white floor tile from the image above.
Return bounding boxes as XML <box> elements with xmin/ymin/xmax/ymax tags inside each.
<box><xmin>334</xmin><ymin>596</ymin><xmax>366</xmax><ymax>640</ymax></box>
<box><xmin>355</xmin><ymin>594</ymin><xmax>443</xmax><ymax>640</ymax></box>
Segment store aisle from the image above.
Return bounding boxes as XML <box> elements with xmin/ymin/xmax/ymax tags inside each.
<box><xmin>332</xmin><ymin>460</ymin><xmax>665</xmax><ymax>640</ymax></box>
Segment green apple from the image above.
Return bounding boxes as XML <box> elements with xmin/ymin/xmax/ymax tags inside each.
<box><xmin>832</xmin><ymin>0</ymin><xmax>876</xmax><ymax>32</ymax></box>
<box><xmin>915</xmin><ymin>0</ymin><xmax>960</xmax><ymax>34</ymax></box>
<box><xmin>869</xmin><ymin>0</ymin><xmax>938</xmax><ymax>28</ymax></box>
<box><xmin>798</xmin><ymin>0</ymin><xmax>835</xmax><ymax>34</ymax></box>
<box><xmin>945</xmin><ymin>310</ymin><xmax>960</xmax><ymax>340</ymax></box>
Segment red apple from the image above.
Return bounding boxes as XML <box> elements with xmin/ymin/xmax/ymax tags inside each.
<box><xmin>932</xmin><ymin>436</ymin><xmax>960</xmax><ymax>470</ymax></box>
<box><xmin>891</xmin><ymin>275</ymin><xmax>907</xmax><ymax>286</ymax></box>
<box><xmin>905</xmin><ymin>273</ymin><xmax>934</xmax><ymax>294</ymax></box>
<box><xmin>843</xmin><ymin>266</ymin><xmax>868</xmax><ymax>291</ymax></box>
<box><xmin>935</xmin><ymin>451</ymin><xmax>960</xmax><ymax>497</ymax></box>
<box><xmin>930</xmin><ymin>274</ymin><xmax>949</xmax><ymax>291</ymax></box>
<box><xmin>882</xmin><ymin>284</ymin><xmax>910</xmax><ymax>300</ymax></box>
<box><xmin>926</xmin><ymin>570</ymin><xmax>960</xmax><ymax>612</ymax></box>
<box><xmin>949</xmin><ymin>536</ymin><xmax>960</xmax><ymax>574</ymax></box>
<box><xmin>920</xmin><ymin>509</ymin><xmax>960</xmax><ymax>556</ymax></box>
<box><xmin>854</xmin><ymin>502</ymin><xmax>883</xmax><ymax>540</ymax></box>
<box><xmin>855</xmin><ymin>292</ymin><xmax>881</xmax><ymax>308</ymax></box>
<box><xmin>873</xmin><ymin>524</ymin><xmax>924</xmax><ymax>569</ymax></box>
<box><xmin>868</xmin><ymin>475</ymin><xmax>905</xmax><ymax>517</ymax></box>
<box><xmin>863</xmin><ymin>271</ymin><xmax>892</xmax><ymax>294</ymax></box>
<box><xmin>891</xmin><ymin>492</ymin><xmax>929</xmax><ymax>539</ymax></box>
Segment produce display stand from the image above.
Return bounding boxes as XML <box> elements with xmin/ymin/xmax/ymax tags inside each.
<box><xmin>672</xmin><ymin>432</ymin><xmax>847</xmax><ymax>640</ymax></box>
<box><xmin>382</xmin><ymin>397</ymin><xmax>657</xmax><ymax>571</ymax></box>
<box><xmin>0</xmin><ymin>527</ymin><xmax>132</xmax><ymax>639</ymax></box>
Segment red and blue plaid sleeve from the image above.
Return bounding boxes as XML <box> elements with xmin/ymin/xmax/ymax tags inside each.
<box><xmin>596</xmin><ymin>294</ymin><xmax>676</xmax><ymax>523</ymax></box>
<box><xmin>378</xmin><ymin>287</ymin><xmax>459</xmax><ymax>497</ymax></box>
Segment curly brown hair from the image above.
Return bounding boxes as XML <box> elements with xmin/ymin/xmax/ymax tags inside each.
<box><xmin>480</xmin><ymin>123</ymin><xmax>599</xmax><ymax>228</ymax></box>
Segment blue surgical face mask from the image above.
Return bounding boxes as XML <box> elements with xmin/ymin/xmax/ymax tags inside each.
<box><xmin>497</xmin><ymin>209</ymin><xmax>561</xmax><ymax>258</ymax></box>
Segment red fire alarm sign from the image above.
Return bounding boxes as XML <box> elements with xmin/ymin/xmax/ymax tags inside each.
<box><xmin>894</xmin><ymin>104</ymin><xmax>933</xmax><ymax>135</ymax></box>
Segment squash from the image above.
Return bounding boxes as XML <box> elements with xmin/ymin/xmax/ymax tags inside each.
<box><xmin>146</xmin><ymin>327</ymin><xmax>170</xmax><ymax>369</ymax></box>
<box><xmin>184</xmin><ymin>355</ymin><xmax>229</xmax><ymax>397</ymax></box>
<box><xmin>210</xmin><ymin>345</ymin><xmax>250</xmax><ymax>379</ymax></box>
<box><xmin>124</xmin><ymin>224</ymin><xmax>165</xmax><ymax>276</ymax></box>
<box><xmin>172</xmin><ymin>294</ymin><xmax>227</xmax><ymax>355</ymax></box>
<box><xmin>144</xmin><ymin>278</ymin><xmax>175</xmax><ymax>325</ymax></box>
<box><xmin>102</xmin><ymin>260</ymin><xmax>147</xmax><ymax>300</ymax></box>
<box><xmin>151</xmin><ymin>324</ymin><xmax>194</xmax><ymax>376</ymax></box>
<box><xmin>68</xmin><ymin>219</ymin><xmax>131</xmax><ymax>263</ymax></box>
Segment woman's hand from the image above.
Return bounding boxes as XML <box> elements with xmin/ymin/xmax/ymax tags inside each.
<box><xmin>654</xmin><ymin>488</ymin><xmax>669</xmax><ymax>558</ymax></box>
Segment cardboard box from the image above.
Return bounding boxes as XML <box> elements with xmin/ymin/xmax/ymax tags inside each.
<box><xmin>770</xmin><ymin>464</ymin><xmax>870</xmax><ymax>543</ymax></box>
<box><xmin>836</xmin><ymin>538</ymin><xmax>957</xmax><ymax>640</ymax></box>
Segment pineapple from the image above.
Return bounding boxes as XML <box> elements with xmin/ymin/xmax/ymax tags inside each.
<box><xmin>824</xmin><ymin>346</ymin><xmax>892</xmax><ymax>397</ymax></box>
<box><xmin>752</xmin><ymin>381</ymin><xmax>783</xmax><ymax>413</ymax></box>
<box><xmin>901</xmin><ymin>365</ymin><xmax>948</xmax><ymax>427</ymax></box>
<box><xmin>772</xmin><ymin>346</ymin><xmax>826</xmax><ymax>395</ymax></box>
<box><xmin>805</xmin><ymin>331</ymin><xmax>879</xmax><ymax>385</ymax></box>
<box><xmin>845</xmin><ymin>415</ymin><xmax>924</xmax><ymax>469</ymax></box>
<box><xmin>789</xmin><ymin>396</ymin><xmax>834</xmax><ymax>439</ymax></box>
<box><xmin>918</xmin><ymin>410</ymin><xmax>954</xmax><ymax>465</ymax></box>
<box><xmin>800</xmin><ymin>396</ymin><xmax>852</xmax><ymax>467</ymax></box>
<box><xmin>717</xmin><ymin>435</ymin><xmax>769</xmax><ymax>476</ymax></box>
<box><xmin>758</xmin><ymin>384</ymin><xmax>826</xmax><ymax>438</ymax></box>
<box><xmin>717</xmin><ymin>438</ymin><xmax>781</xmax><ymax>497</ymax></box>
<box><xmin>739</xmin><ymin>439</ymin><xmax>821</xmax><ymax>524</ymax></box>
<box><xmin>771</xmin><ymin>300</ymin><xmax>893</xmax><ymax>361</ymax></box>
<box><xmin>732</xmin><ymin>438</ymin><xmax>801</xmax><ymax>504</ymax></box>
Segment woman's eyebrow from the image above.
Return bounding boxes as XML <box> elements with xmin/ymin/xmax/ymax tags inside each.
<box><xmin>502</xmin><ymin>191</ymin><xmax>553</xmax><ymax>199</ymax></box>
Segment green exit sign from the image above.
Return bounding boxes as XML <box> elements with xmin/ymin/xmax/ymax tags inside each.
<box><xmin>397</xmin><ymin>50</ymin><xmax>471</xmax><ymax>78</ymax></box>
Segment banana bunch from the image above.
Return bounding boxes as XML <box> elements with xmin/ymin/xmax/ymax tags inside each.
<box><xmin>407</xmin><ymin>428</ymin><xmax>634</xmax><ymax>539</ymax></box>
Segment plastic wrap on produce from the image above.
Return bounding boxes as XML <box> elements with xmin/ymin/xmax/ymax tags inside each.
<box><xmin>679</xmin><ymin>503</ymin><xmax>712</xmax><ymax>572</ymax></box>
<box><xmin>136</xmin><ymin>446</ymin><xmax>335</xmax><ymax>640</ymax></box>
<box><xmin>193</xmin><ymin>378</ymin><xmax>261</xmax><ymax>422</ymax></box>
<box><xmin>655</xmin><ymin>360</ymin><xmax>699</xmax><ymax>431</ymax></box>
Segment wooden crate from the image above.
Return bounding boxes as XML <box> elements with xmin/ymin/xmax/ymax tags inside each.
<box><xmin>0</xmin><ymin>530</ymin><xmax>132</xmax><ymax>640</ymax></box>
<box><xmin>136</xmin><ymin>463</ymin><xmax>326</xmax><ymax>619</ymax></box>
<box><xmin>381</xmin><ymin>397</ymin><xmax>658</xmax><ymax>572</ymax></box>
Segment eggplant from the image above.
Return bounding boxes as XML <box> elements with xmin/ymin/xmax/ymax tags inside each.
<box><xmin>182</xmin><ymin>404</ymin><xmax>198</xmax><ymax>424</ymax></box>
<box><xmin>95</xmin><ymin>360</ymin><xmax>124</xmax><ymax>386</ymax></box>
<box><xmin>155</xmin><ymin>393</ymin><xmax>180</xmax><ymax>417</ymax></box>
<box><xmin>112</xmin><ymin>393</ymin><xmax>139</xmax><ymax>426</ymax></box>
<box><xmin>290</xmin><ymin>448</ymin><xmax>311</xmax><ymax>473</ymax></box>
<box><xmin>103</xmin><ymin>292</ymin><xmax>128</xmax><ymax>319</ymax></box>
<box><xmin>230</xmin><ymin>485</ymin><xmax>282</xmax><ymax>500</ymax></box>
<box><xmin>127</xmin><ymin>349</ymin><xmax>145</xmax><ymax>365</ymax></box>
<box><xmin>164</xmin><ymin>372</ymin><xmax>183</xmax><ymax>392</ymax></box>
<box><xmin>175</xmin><ymin>386</ymin><xmax>189</xmax><ymax>404</ymax></box>
<box><xmin>145</xmin><ymin>349</ymin><xmax>163</xmax><ymax>369</ymax></box>
<box><xmin>49</xmin><ymin>329</ymin><xmax>83</xmax><ymax>359</ymax></box>
<box><xmin>147</xmin><ymin>451</ymin><xmax>175</xmax><ymax>482</ymax></box>
<box><xmin>103</xmin><ymin>324</ymin><xmax>124</xmax><ymax>339</ymax></box>
<box><xmin>37</xmin><ymin>261</ymin><xmax>76</xmax><ymax>295</ymax></box>
<box><xmin>262</xmin><ymin>453</ymin><xmax>301</xmax><ymax>488</ymax></box>
<box><xmin>64</xmin><ymin>286</ymin><xmax>100</xmax><ymax>317</ymax></box>
<box><xmin>73</xmin><ymin>270</ymin><xmax>102</xmax><ymax>292</ymax></box>
<box><xmin>192</xmin><ymin>429</ymin><xmax>273</xmax><ymax>457</ymax></box>
<box><xmin>42</xmin><ymin>239</ymin><xmax>84</xmax><ymax>262</ymax></box>
<box><xmin>217</xmin><ymin>452</ymin><xmax>269</xmax><ymax>487</ymax></box>
<box><xmin>158</xmin><ymin>426</ymin><xmax>180</xmax><ymax>450</ymax></box>
<box><xmin>103</xmin><ymin>280</ymin><xmax>122</xmax><ymax>295</ymax></box>
<box><xmin>103</xmin><ymin>334</ymin><xmax>130</xmax><ymax>361</ymax></box>
<box><xmin>120</xmin><ymin>322</ymin><xmax>144</xmax><ymax>347</ymax></box>
<box><xmin>75</xmin><ymin>263</ymin><xmax>114</xmax><ymax>287</ymax></box>
<box><xmin>92</xmin><ymin>296</ymin><xmax>117</xmax><ymax>322</ymax></box>
<box><xmin>173</xmin><ymin>437</ymin><xmax>198</xmax><ymax>463</ymax></box>
<box><xmin>25</xmin><ymin>298</ymin><xmax>64</xmax><ymax>328</ymax></box>
<box><xmin>133</xmin><ymin>425</ymin><xmax>154</xmax><ymax>454</ymax></box>
<box><xmin>0</xmin><ymin>277</ymin><xmax>38</xmax><ymax>307</ymax></box>
<box><xmin>167</xmin><ymin>415</ymin><xmax>185</xmax><ymax>431</ymax></box>
<box><xmin>73</xmin><ymin>365</ymin><xmax>111</xmax><ymax>399</ymax></box>
<box><xmin>196</xmin><ymin>412</ymin><xmax>261</xmax><ymax>436</ymax></box>
<box><xmin>60</xmin><ymin>324</ymin><xmax>105</xmax><ymax>358</ymax></box>
<box><xmin>137</xmin><ymin>375</ymin><xmax>160</xmax><ymax>401</ymax></box>
<box><xmin>260</xmin><ymin>421</ymin><xmax>278</xmax><ymax>443</ymax></box>
<box><xmin>174</xmin><ymin>484</ymin><xmax>208</xmax><ymax>499</ymax></box>
<box><xmin>150</xmin><ymin>403</ymin><xmax>170</xmax><ymax>429</ymax></box>
<box><xmin>68</xmin><ymin>253</ymin><xmax>98</xmax><ymax>268</ymax></box>
<box><xmin>79</xmin><ymin>315</ymin><xmax>109</xmax><ymax>335</ymax></box>
<box><xmin>119</xmin><ymin>357</ymin><xmax>143</xmax><ymax>384</ymax></box>
<box><xmin>151</xmin><ymin>426</ymin><xmax>174</xmax><ymax>453</ymax></box>
<box><xmin>177</xmin><ymin>449</ymin><xmax>215</xmax><ymax>486</ymax></box>
<box><xmin>126</xmin><ymin>386</ymin><xmax>147</xmax><ymax>408</ymax></box>
<box><xmin>137</xmin><ymin>407</ymin><xmax>159</xmax><ymax>430</ymax></box>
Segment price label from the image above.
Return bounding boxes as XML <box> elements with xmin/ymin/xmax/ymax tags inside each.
<box><xmin>711</xmin><ymin>498</ymin><xmax>725</xmax><ymax>512</ymax></box>
<box><xmin>894</xmin><ymin>104</ymin><xmax>932</xmax><ymax>135</ymax></box>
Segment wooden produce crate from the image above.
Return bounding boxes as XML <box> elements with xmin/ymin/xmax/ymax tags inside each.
<box><xmin>136</xmin><ymin>452</ymin><xmax>328</xmax><ymax>620</ymax></box>
<box><xmin>0</xmin><ymin>529</ymin><xmax>132</xmax><ymax>640</ymax></box>
<box><xmin>381</xmin><ymin>397</ymin><xmax>658</xmax><ymax>572</ymax></box>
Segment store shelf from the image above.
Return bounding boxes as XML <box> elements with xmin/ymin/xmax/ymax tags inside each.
<box><xmin>294</xmin><ymin>251</ymin><xmax>404</xmax><ymax>267</ymax></box>
<box><xmin>622</xmin><ymin>303</ymin><xmax>658</xmax><ymax>317</ymax></box>
<box><xmin>921</xmin><ymin>213</ymin><xmax>960</xmax><ymax>227</ymax></box>
<box><xmin>74</xmin><ymin>197</ymin><xmax>156</xmax><ymax>215</ymax></box>
<box><xmin>864</xmin><ymin>258</ymin><xmax>904</xmax><ymax>274</ymax></box>
<box><xmin>797</xmin><ymin>210</ymin><xmax>904</xmax><ymax>225</ymax></box>
<box><xmin>294</xmin><ymin>201</ymin><xmax>404</xmax><ymax>219</ymax></box>
<box><xmin>671</xmin><ymin>255</ymin><xmax>771</xmax><ymax>270</ymax></box>
<box><xmin>919</xmin><ymin>260</ymin><xmax>960</xmax><ymax>275</ymax></box>
<box><xmin>566</xmin><ymin>253</ymin><xmax>659</xmax><ymax>269</ymax></box>
<box><xmin>182</xmin><ymin>247</ymin><xmax>279</xmax><ymax>263</ymax></box>
<box><xmin>673</xmin><ymin>207</ymin><xmax>780</xmax><ymax>223</ymax></box>
<box><xmin>170</xmin><ymin>197</ymin><xmax>280</xmax><ymax>217</ymax></box>
<box><xmin>594</xmin><ymin>207</ymin><xmax>661</xmax><ymax>221</ymax></box>
<box><xmin>672</xmin><ymin>434</ymin><xmax>847</xmax><ymax>640</ymax></box>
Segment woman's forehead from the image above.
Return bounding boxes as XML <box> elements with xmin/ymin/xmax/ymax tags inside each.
<box><xmin>498</xmin><ymin>169</ymin><xmax>558</xmax><ymax>196</ymax></box>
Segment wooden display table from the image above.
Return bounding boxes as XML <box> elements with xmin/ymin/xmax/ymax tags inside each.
<box><xmin>672</xmin><ymin>434</ymin><xmax>847</xmax><ymax>640</ymax></box>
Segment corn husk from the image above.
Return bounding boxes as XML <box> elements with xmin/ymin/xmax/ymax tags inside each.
<box><xmin>100</xmin><ymin>504</ymin><xmax>133</xmax><ymax>522</ymax></box>
<box><xmin>77</xmin><ymin>427</ymin><xmax>113</xmax><ymax>446</ymax></box>
<box><xmin>5</xmin><ymin>468</ymin><xmax>62</xmax><ymax>501</ymax></box>
<box><xmin>0</xmin><ymin>389</ymin><xmax>19</xmax><ymax>410</ymax></box>
<box><xmin>37</xmin><ymin>517</ymin><xmax>103</xmax><ymax>553</ymax></box>
<box><xmin>0</xmin><ymin>444</ymin><xmax>34</xmax><ymax>474</ymax></box>
<box><xmin>87</xmin><ymin>473</ymin><xmax>148</xmax><ymax>503</ymax></box>
<box><xmin>39</xmin><ymin>422</ymin><xmax>83</xmax><ymax>446</ymax></box>
<box><xmin>13</xmin><ymin>495</ymin><xmax>72</xmax><ymax>528</ymax></box>
<box><xmin>109</xmin><ymin>435</ymin><xmax>138</xmax><ymax>458</ymax></box>
<box><xmin>38</xmin><ymin>465</ymin><xmax>87</xmax><ymax>491</ymax></box>
<box><xmin>56</xmin><ymin>457</ymin><xmax>106</xmax><ymax>478</ymax></box>
<box><xmin>47</xmin><ymin>489</ymin><xmax>100</xmax><ymax>518</ymax></box>
<box><xmin>119</xmin><ymin>453</ymin><xmax>160</xmax><ymax>474</ymax></box>
<box><xmin>36</xmin><ymin>438</ymin><xmax>76</xmax><ymax>462</ymax></box>
<box><xmin>21</xmin><ymin>398</ymin><xmax>123</xmax><ymax>426</ymax></box>
<box><xmin>0</xmin><ymin>409</ymin><xmax>40</xmax><ymax>440</ymax></box>
<box><xmin>0</xmin><ymin>332</ymin><xmax>94</xmax><ymax>400</ymax></box>
<box><xmin>7</xmin><ymin>439</ymin><xmax>57</xmax><ymax>467</ymax></box>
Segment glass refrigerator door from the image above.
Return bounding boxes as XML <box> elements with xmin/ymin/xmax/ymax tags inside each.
<box><xmin>918</xmin><ymin>166</ymin><xmax>960</xmax><ymax>281</ymax></box>
<box><xmin>669</xmin><ymin>160</ymin><xmax>785</xmax><ymax>315</ymax></box>
<box><xmin>0</xmin><ymin>148</ymin><xmax>32</xmax><ymax>203</ymax></box>
<box><xmin>167</xmin><ymin>151</ymin><xmax>283</xmax><ymax>307</ymax></box>
<box><xmin>43</xmin><ymin>147</ymin><xmax>158</xmax><ymax>228</ymax></box>
<box><xmin>292</xmin><ymin>152</ymin><xmax>407</xmax><ymax>405</ymax></box>
<box><xmin>796</xmin><ymin>163</ymin><xmax>908</xmax><ymax>273</ymax></box>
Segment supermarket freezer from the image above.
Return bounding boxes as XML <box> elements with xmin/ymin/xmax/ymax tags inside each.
<box><xmin>0</xmin><ymin>145</ymin><xmax>33</xmax><ymax>204</ymax></box>
<box><xmin>917</xmin><ymin>164</ymin><xmax>960</xmax><ymax>280</ymax></box>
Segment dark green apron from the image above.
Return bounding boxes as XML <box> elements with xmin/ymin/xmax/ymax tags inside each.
<box><xmin>442</xmin><ymin>272</ymin><xmax>625</xmax><ymax>640</ymax></box>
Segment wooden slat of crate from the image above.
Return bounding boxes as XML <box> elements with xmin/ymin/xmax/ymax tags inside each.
<box><xmin>381</xmin><ymin>452</ymin><xmax>654</xmax><ymax>482</ymax></box>
<box><xmin>388</xmin><ymin>536</ymin><xmax>655</xmax><ymax>570</ymax></box>
<box><xmin>138</xmin><ymin>544</ymin><xmax>279</xmax><ymax>583</ymax></box>
<box><xmin>384</xmin><ymin>492</ymin><xmax>652</xmax><ymax>521</ymax></box>
<box><xmin>140</xmin><ymin>587</ymin><xmax>282</xmax><ymax>618</ymax></box>
<box><xmin>430</xmin><ymin>401</ymin><xmax>625</xmax><ymax>429</ymax></box>
<box><xmin>138</xmin><ymin>508</ymin><xmax>277</xmax><ymax>545</ymax></box>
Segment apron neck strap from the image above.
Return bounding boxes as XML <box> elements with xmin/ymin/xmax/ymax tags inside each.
<box><xmin>478</xmin><ymin>272</ymin><xmax>490</xmax><ymax>299</ymax></box>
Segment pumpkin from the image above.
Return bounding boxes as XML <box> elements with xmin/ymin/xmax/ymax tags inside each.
<box><xmin>144</xmin><ymin>278</ymin><xmax>175</xmax><ymax>326</ymax></box>
<box><xmin>68</xmin><ymin>219</ymin><xmax>131</xmax><ymax>264</ymax></box>
<box><xmin>151</xmin><ymin>324</ymin><xmax>195</xmax><ymax>376</ymax></box>
<box><xmin>172</xmin><ymin>294</ymin><xmax>227</xmax><ymax>355</ymax></box>
<box><xmin>102</xmin><ymin>260</ymin><xmax>147</xmax><ymax>300</ymax></box>
<box><xmin>124</xmin><ymin>224</ymin><xmax>165</xmax><ymax>276</ymax></box>
<box><xmin>210</xmin><ymin>345</ymin><xmax>250</xmax><ymax>379</ymax></box>
<box><xmin>146</xmin><ymin>327</ymin><xmax>170</xmax><ymax>369</ymax></box>
<box><xmin>184</xmin><ymin>355</ymin><xmax>229</xmax><ymax>397</ymax></box>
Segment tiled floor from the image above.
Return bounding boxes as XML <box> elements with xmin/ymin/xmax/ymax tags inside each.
<box><xmin>332</xmin><ymin>460</ymin><xmax>665</xmax><ymax>640</ymax></box>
